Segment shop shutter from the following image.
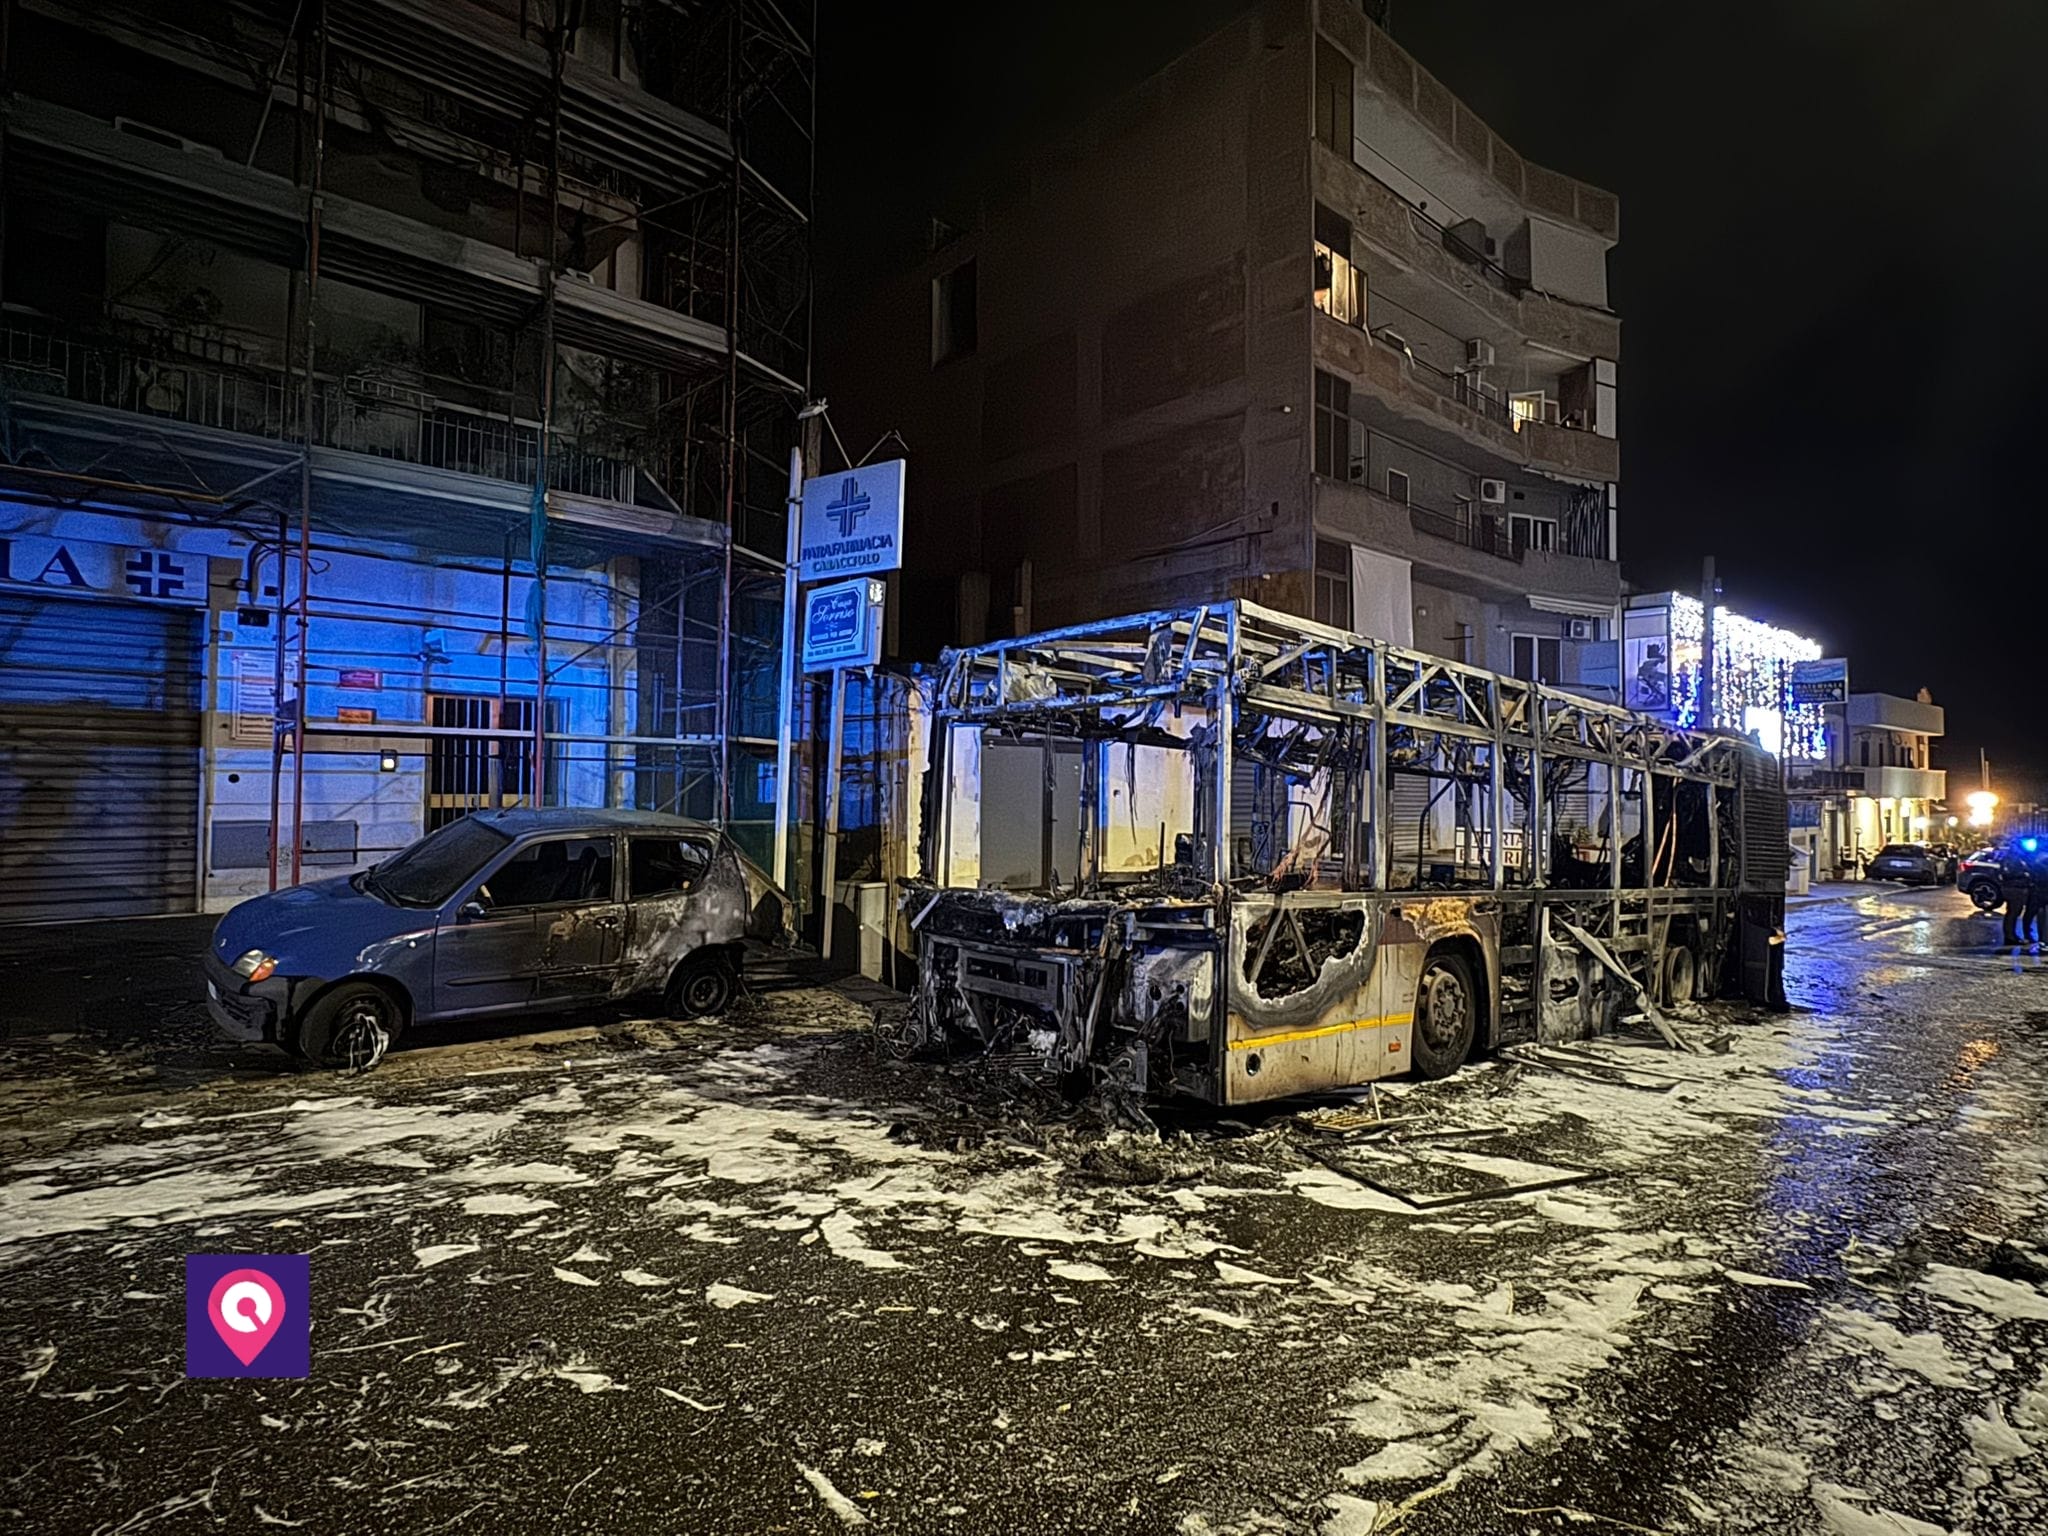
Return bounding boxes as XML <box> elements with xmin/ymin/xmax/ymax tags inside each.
<box><xmin>0</xmin><ymin>592</ymin><xmax>202</xmax><ymax>921</ymax></box>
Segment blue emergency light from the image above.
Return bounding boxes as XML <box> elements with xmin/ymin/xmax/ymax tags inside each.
<box><xmin>2024</xmin><ymin>838</ymin><xmax>2040</xmax><ymax>855</ymax></box>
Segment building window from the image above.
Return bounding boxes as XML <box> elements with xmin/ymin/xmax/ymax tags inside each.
<box><xmin>1512</xmin><ymin>634</ymin><xmax>1562</xmax><ymax>687</ymax></box>
<box><xmin>1314</xmin><ymin>38</ymin><xmax>1353</xmax><ymax>153</ymax></box>
<box><xmin>1313</xmin><ymin>203</ymin><xmax>1366</xmax><ymax>328</ymax></box>
<box><xmin>1510</xmin><ymin>514</ymin><xmax>1557</xmax><ymax>554</ymax></box>
<box><xmin>1314</xmin><ymin>370</ymin><xmax>1353</xmax><ymax>480</ymax></box>
<box><xmin>1386</xmin><ymin>468</ymin><xmax>1410</xmax><ymax>504</ymax></box>
<box><xmin>1510</xmin><ymin>392</ymin><xmax>1559</xmax><ymax>432</ymax></box>
<box><xmin>1314</xmin><ymin>539</ymin><xmax>1351</xmax><ymax>629</ymax></box>
<box><xmin>932</xmin><ymin>258</ymin><xmax>977</xmax><ymax>364</ymax></box>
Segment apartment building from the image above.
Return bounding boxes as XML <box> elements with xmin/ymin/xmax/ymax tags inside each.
<box><xmin>1790</xmin><ymin>693</ymin><xmax>1949</xmax><ymax>875</ymax></box>
<box><xmin>827</xmin><ymin>0</ymin><xmax>1622</xmax><ymax>693</ymax></box>
<box><xmin>0</xmin><ymin>0</ymin><xmax>813</xmax><ymax>921</ymax></box>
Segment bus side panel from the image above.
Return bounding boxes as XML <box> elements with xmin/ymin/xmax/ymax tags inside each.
<box><xmin>1221</xmin><ymin>897</ymin><xmax>1395</xmax><ymax>1106</ymax></box>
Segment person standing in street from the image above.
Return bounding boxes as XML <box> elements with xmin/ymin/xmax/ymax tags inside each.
<box><xmin>2024</xmin><ymin>838</ymin><xmax>2048</xmax><ymax>948</ymax></box>
<box><xmin>2003</xmin><ymin>841</ymin><xmax>2036</xmax><ymax>947</ymax></box>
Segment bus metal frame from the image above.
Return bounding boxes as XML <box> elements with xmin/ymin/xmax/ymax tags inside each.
<box><xmin>907</xmin><ymin>600</ymin><xmax>1788</xmax><ymax>1106</ymax></box>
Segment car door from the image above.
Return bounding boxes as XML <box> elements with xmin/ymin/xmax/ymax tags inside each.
<box><xmin>530</xmin><ymin>833</ymin><xmax>626</xmax><ymax>1006</ymax></box>
<box><xmin>624</xmin><ymin>833</ymin><xmax>720</xmax><ymax>978</ymax></box>
<box><xmin>432</xmin><ymin>841</ymin><xmax>550</xmax><ymax>1017</ymax></box>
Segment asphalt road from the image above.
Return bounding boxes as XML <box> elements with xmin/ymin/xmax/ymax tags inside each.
<box><xmin>4</xmin><ymin>884</ymin><xmax>2047</xmax><ymax>1535</ymax></box>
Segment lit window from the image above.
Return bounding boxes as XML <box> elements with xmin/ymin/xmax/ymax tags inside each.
<box><xmin>1314</xmin><ymin>204</ymin><xmax>1365</xmax><ymax>328</ymax></box>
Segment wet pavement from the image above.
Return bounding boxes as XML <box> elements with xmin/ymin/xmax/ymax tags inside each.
<box><xmin>4</xmin><ymin>884</ymin><xmax>2048</xmax><ymax>1534</ymax></box>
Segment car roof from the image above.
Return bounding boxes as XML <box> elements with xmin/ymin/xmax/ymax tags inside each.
<box><xmin>467</xmin><ymin>808</ymin><xmax>723</xmax><ymax>838</ymax></box>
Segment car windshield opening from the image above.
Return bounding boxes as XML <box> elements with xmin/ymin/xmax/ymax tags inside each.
<box><xmin>367</xmin><ymin>819</ymin><xmax>512</xmax><ymax>907</ymax></box>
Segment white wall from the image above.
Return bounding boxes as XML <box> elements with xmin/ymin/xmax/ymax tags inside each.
<box><xmin>1525</xmin><ymin>216</ymin><xmax>1609</xmax><ymax>309</ymax></box>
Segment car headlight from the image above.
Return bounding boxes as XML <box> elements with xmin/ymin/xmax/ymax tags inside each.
<box><xmin>233</xmin><ymin>950</ymin><xmax>279</xmax><ymax>983</ymax></box>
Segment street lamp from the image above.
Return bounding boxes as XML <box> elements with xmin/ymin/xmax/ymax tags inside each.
<box><xmin>1966</xmin><ymin>790</ymin><xmax>1998</xmax><ymax>828</ymax></box>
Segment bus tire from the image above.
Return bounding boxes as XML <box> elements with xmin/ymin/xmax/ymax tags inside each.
<box><xmin>1411</xmin><ymin>950</ymin><xmax>1478</xmax><ymax>1080</ymax></box>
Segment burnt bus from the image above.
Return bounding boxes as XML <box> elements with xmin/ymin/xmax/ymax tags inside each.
<box><xmin>904</xmin><ymin>601</ymin><xmax>1788</xmax><ymax>1105</ymax></box>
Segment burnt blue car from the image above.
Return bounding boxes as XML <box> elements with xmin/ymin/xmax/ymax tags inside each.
<box><xmin>205</xmin><ymin>810</ymin><xmax>793</xmax><ymax>1068</ymax></box>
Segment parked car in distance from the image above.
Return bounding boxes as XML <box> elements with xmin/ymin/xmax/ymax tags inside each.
<box><xmin>205</xmin><ymin>809</ymin><xmax>794</xmax><ymax>1068</ymax></box>
<box><xmin>1864</xmin><ymin>843</ymin><xmax>1945</xmax><ymax>886</ymax></box>
<box><xmin>1958</xmin><ymin>846</ymin><xmax>2006</xmax><ymax>910</ymax></box>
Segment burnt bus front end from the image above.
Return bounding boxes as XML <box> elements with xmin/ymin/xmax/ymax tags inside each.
<box><xmin>911</xmin><ymin>887</ymin><xmax>1223</xmax><ymax>1099</ymax></box>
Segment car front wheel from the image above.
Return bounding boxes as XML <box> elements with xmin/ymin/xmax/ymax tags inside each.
<box><xmin>1968</xmin><ymin>884</ymin><xmax>2003</xmax><ymax>912</ymax></box>
<box><xmin>293</xmin><ymin>981</ymin><xmax>403</xmax><ymax>1072</ymax></box>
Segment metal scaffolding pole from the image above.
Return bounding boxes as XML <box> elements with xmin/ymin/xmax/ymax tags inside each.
<box><xmin>288</xmin><ymin>0</ymin><xmax>328</xmax><ymax>887</ymax></box>
<box><xmin>531</xmin><ymin>3</ymin><xmax>570</xmax><ymax>810</ymax></box>
<box><xmin>714</xmin><ymin>2</ymin><xmax>742</xmax><ymax>824</ymax></box>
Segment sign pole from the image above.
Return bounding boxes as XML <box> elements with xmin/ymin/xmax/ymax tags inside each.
<box><xmin>818</xmin><ymin>665</ymin><xmax>847</xmax><ymax>962</ymax></box>
<box><xmin>772</xmin><ymin>445</ymin><xmax>802</xmax><ymax>894</ymax></box>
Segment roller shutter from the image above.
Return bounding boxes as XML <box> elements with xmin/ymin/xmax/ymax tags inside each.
<box><xmin>0</xmin><ymin>592</ymin><xmax>202</xmax><ymax>922</ymax></box>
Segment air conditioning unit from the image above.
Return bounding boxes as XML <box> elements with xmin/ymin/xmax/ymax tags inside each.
<box><xmin>1465</xmin><ymin>338</ymin><xmax>1496</xmax><ymax>370</ymax></box>
<box><xmin>1565</xmin><ymin>618</ymin><xmax>1596</xmax><ymax>641</ymax></box>
<box><xmin>1478</xmin><ymin>478</ymin><xmax>1508</xmax><ymax>505</ymax></box>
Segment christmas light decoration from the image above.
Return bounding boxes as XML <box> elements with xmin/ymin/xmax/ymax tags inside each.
<box><xmin>1651</xmin><ymin>594</ymin><xmax>1827</xmax><ymax>760</ymax></box>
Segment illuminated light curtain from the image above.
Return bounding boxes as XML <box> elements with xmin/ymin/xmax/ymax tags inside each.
<box><xmin>1666</xmin><ymin>595</ymin><xmax>1827</xmax><ymax>761</ymax></box>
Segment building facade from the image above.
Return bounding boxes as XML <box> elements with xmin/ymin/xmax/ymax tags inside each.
<box><xmin>0</xmin><ymin>0</ymin><xmax>814</xmax><ymax>922</ymax></box>
<box><xmin>1789</xmin><ymin>693</ymin><xmax>1948</xmax><ymax>878</ymax></box>
<box><xmin>827</xmin><ymin>0</ymin><xmax>1622</xmax><ymax>694</ymax></box>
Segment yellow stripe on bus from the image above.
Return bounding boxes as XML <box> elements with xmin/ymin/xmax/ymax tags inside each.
<box><xmin>1227</xmin><ymin>1012</ymin><xmax>1415</xmax><ymax>1051</ymax></box>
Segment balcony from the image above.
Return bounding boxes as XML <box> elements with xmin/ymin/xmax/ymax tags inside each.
<box><xmin>1408</xmin><ymin>501</ymin><xmax>1513</xmax><ymax>561</ymax></box>
<box><xmin>1313</xmin><ymin>308</ymin><xmax>1621</xmax><ymax>485</ymax></box>
<box><xmin>1849</xmin><ymin>694</ymin><xmax>1945</xmax><ymax>737</ymax></box>
<box><xmin>1312</xmin><ymin>147</ymin><xmax>1622</xmax><ymax>367</ymax></box>
<box><xmin>1865</xmin><ymin>766</ymin><xmax>1946</xmax><ymax>802</ymax></box>
<box><xmin>1313</xmin><ymin>476</ymin><xmax>1618</xmax><ymax>609</ymax></box>
<box><xmin>1789</xmin><ymin>765</ymin><xmax>1947</xmax><ymax>802</ymax></box>
<box><xmin>0</xmin><ymin>319</ymin><xmax>643</xmax><ymax>506</ymax></box>
<box><xmin>6</xmin><ymin>98</ymin><xmax>735</xmax><ymax>379</ymax></box>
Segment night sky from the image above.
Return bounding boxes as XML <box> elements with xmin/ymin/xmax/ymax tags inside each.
<box><xmin>819</xmin><ymin>1</ymin><xmax>2048</xmax><ymax>792</ymax></box>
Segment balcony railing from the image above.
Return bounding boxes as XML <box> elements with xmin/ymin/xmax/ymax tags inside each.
<box><xmin>0</xmin><ymin>321</ymin><xmax>638</xmax><ymax>504</ymax></box>
<box><xmin>1408</xmin><ymin>501</ymin><xmax>1515</xmax><ymax>561</ymax></box>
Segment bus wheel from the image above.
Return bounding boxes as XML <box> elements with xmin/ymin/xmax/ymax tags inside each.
<box><xmin>1663</xmin><ymin>943</ymin><xmax>1698</xmax><ymax>1006</ymax></box>
<box><xmin>1411</xmin><ymin>951</ymin><xmax>1477</xmax><ymax>1079</ymax></box>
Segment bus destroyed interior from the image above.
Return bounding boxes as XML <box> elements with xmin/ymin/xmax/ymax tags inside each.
<box><xmin>904</xmin><ymin>602</ymin><xmax>1789</xmax><ymax>1109</ymax></box>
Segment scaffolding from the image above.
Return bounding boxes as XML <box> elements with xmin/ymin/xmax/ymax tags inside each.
<box><xmin>0</xmin><ymin>0</ymin><xmax>817</xmax><ymax>889</ymax></box>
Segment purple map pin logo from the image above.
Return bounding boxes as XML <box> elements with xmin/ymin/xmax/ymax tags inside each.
<box><xmin>186</xmin><ymin>1255</ymin><xmax>310</xmax><ymax>1378</ymax></box>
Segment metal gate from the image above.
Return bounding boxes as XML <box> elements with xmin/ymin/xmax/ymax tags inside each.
<box><xmin>424</xmin><ymin>693</ymin><xmax>559</xmax><ymax>830</ymax></box>
<box><xmin>0</xmin><ymin>591</ymin><xmax>202</xmax><ymax>922</ymax></box>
